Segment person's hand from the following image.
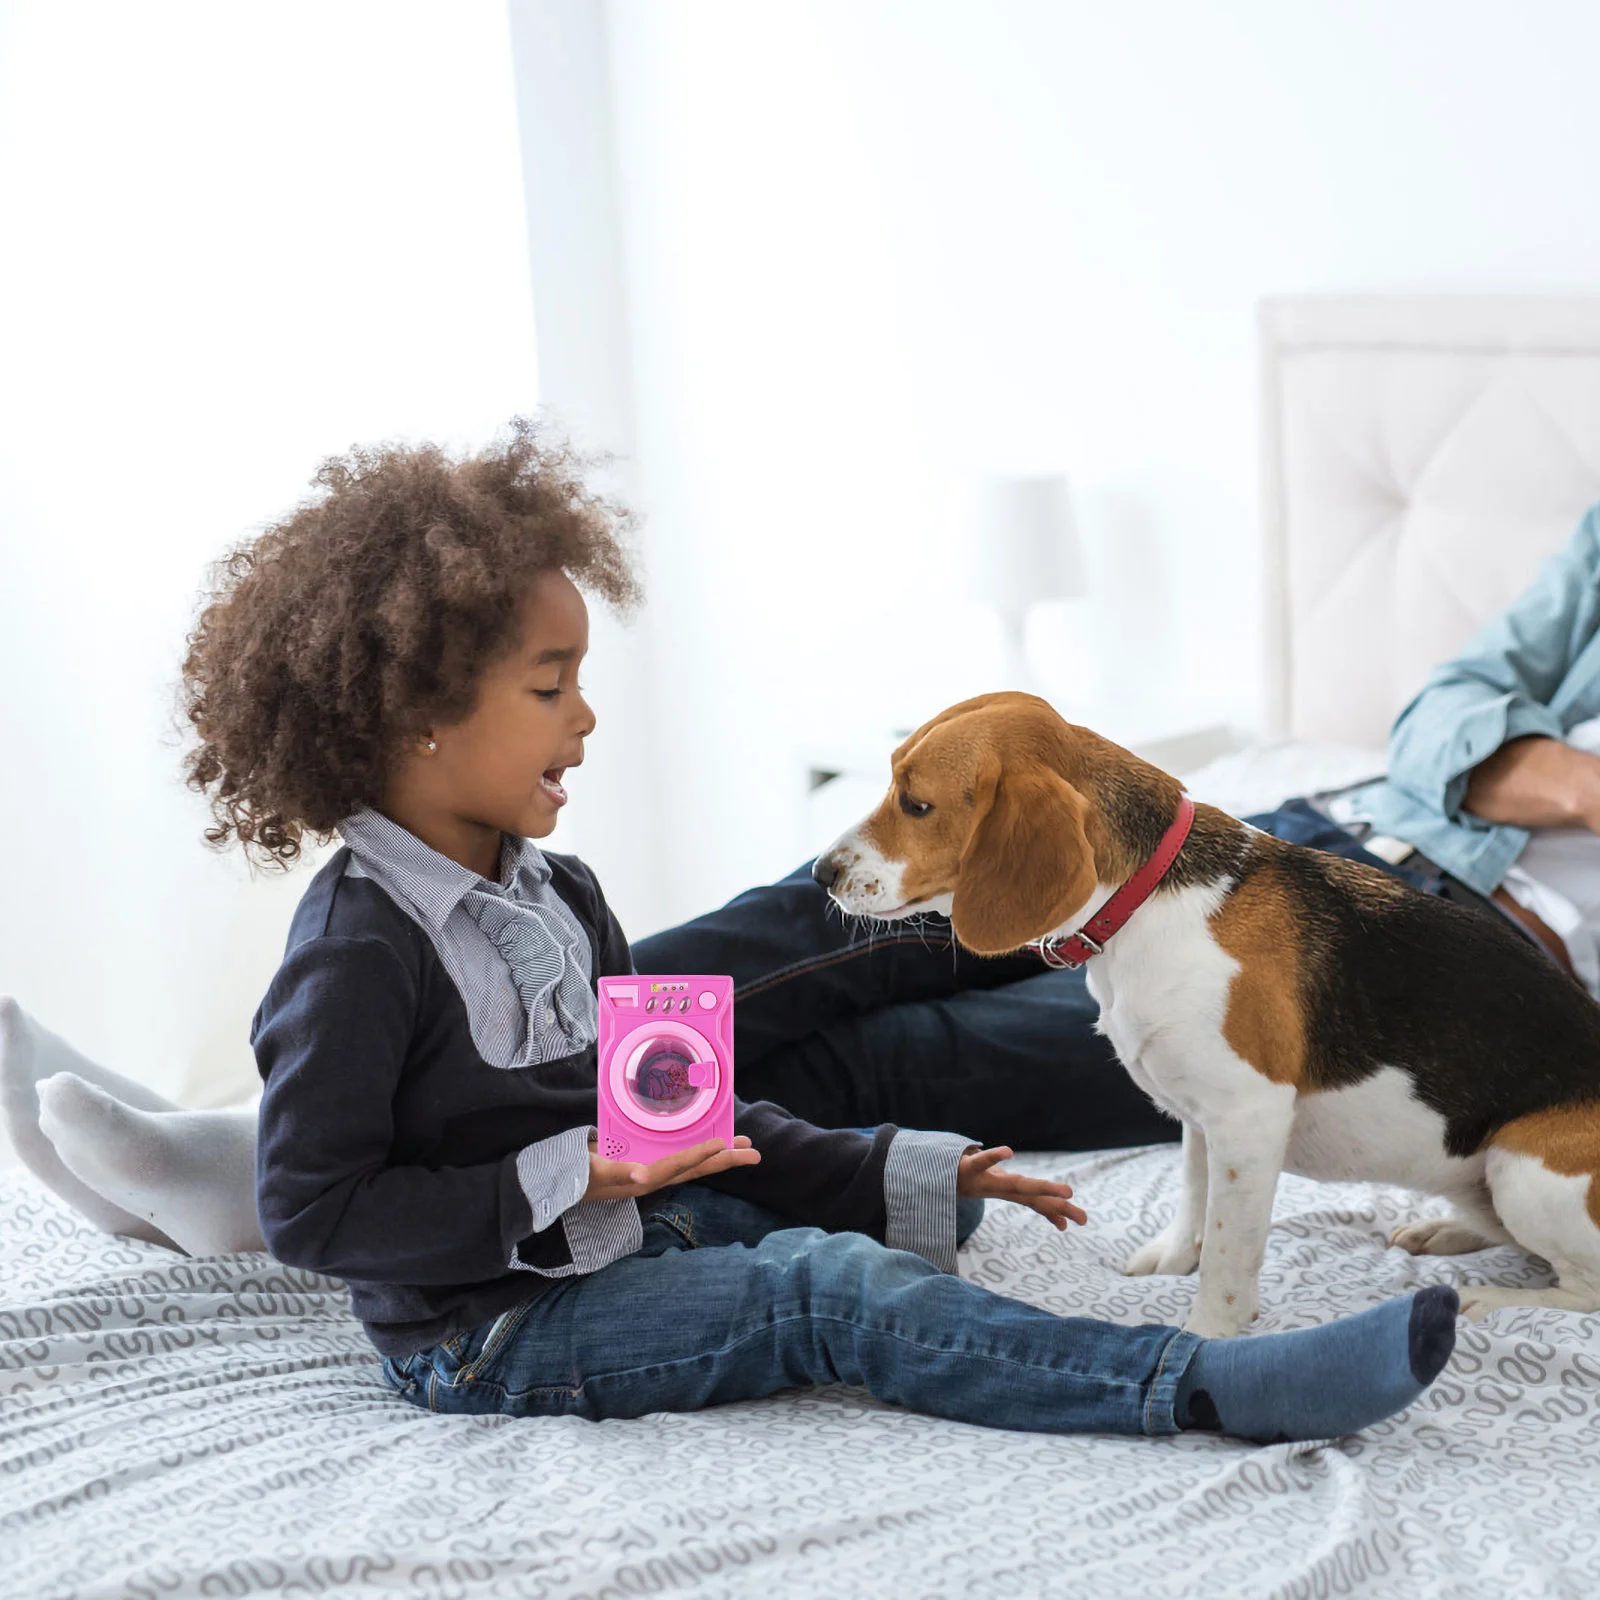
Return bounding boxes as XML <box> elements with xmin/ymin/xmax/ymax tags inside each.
<box><xmin>957</xmin><ymin>1145</ymin><xmax>1087</xmax><ymax>1230</ymax></box>
<box><xmin>584</xmin><ymin>1134</ymin><xmax>761</xmax><ymax>1203</ymax></box>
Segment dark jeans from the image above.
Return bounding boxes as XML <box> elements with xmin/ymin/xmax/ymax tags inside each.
<box><xmin>633</xmin><ymin>798</ymin><xmax>1510</xmax><ymax>1150</ymax></box>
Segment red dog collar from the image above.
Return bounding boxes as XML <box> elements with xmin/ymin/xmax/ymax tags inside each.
<box><xmin>1027</xmin><ymin>795</ymin><xmax>1196</xmax><ymax>969</ymax></box>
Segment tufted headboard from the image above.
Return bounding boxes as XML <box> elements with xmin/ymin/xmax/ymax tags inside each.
<box><xmin>1259</xmin><ymin>296</ymin><xmax>1600</xmax><ymax>747</ymax></box>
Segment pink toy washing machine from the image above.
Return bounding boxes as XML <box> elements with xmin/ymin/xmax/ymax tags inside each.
<box><xmin>597</xmin><ymin>975</ymin><xmax>734</xmax><ymax>1165</ymax></box>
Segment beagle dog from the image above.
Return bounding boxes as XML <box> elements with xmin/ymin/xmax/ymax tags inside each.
<box><xmin>812</xmin><ymin>691</ymin><xmax>1600</xmax><ymax>1337</ymax></box>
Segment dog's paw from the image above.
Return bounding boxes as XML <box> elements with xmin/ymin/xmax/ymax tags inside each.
<box><xmin>1456</xmin><ymin>1286</ymin><xmax>1510</xmax><ymax>1322</ymax></box>
<box><xmin>1388</xmin><ymin>1218</ymin><xmax>1492</xmax><ymax>1256</ymax></box>
<box><xmin>1122</xmin><ymin>1227</ymin><xmax>1201</xmax><ymax>1277</ymax></box>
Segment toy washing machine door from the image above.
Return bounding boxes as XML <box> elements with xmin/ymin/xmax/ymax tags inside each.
<box><xmin>608</xmin><ymin>1019</ymin><xmax>724</xmax><ymax>1132</ymax></box>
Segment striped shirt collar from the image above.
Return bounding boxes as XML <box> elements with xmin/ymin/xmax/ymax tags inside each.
<box><xmin>337</xmin><ymin>806</ymin><xmax>554</xmax><ymax>933</ymax></box>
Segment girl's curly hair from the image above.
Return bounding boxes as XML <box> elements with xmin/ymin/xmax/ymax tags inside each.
<box><xmin>178</xmin><ymin>415</ymin><xmax>641</xmax><ymax>871</ymax></box>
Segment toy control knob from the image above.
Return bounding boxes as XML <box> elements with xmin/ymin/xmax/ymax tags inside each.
<box><xmin>697</xmin><ymin>991</ymin><xmax>717</xmax><ymax>1009</ymax></box>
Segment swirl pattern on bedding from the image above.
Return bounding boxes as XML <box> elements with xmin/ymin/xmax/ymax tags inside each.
<box><xmin>2</xmin><ymin>1146</ymin><xmax>1596</xmax><ymax>1599</ymax></box>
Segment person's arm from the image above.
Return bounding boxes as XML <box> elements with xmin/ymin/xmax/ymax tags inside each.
<box><xmin>703</xmin><ymin>1115</ymin><xmax>1079</xmax><ymax>1274</ymax></box>
<box><xmin>1461</xmin><ymin>735</ymin><xmax>1600</xmax><ymax>832</ymax></box>
<box><xmin>1385</xmin><ymin>504</ymin><xmax>1600</xmax><ymax>825</ymax></box>
<box><xmin>253</xmin><ymin>935</ymin><xmax>591</xmax><ymax>1284</ymax></box>
<box><xmin>882</xmin><ymin>1127</ymin><xmax>984</xmax><ymax>1272</ymax></box>
<box><xmin>705</xmin><ymin>1104</ymin><xmax>989</xmax><ymax>1273</ymax></box>
<box><xmin>705</xmin><ymin>1097</ymin><xmax>898</xmax><ymax>1237</ymax></box>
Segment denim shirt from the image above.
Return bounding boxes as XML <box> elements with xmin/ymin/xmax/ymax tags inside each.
<box><xmin>1345</xmin><ymin>501</ymin><xmax>1600</xmax><ymax>896</ymax></box>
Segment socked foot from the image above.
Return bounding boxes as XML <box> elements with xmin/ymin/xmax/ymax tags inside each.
<box><xmin>37</xmin><ymin>1072</ymin><xmax>265</xmax><ymax>1256</ymax></box>
<box><xmin>1</xmin><ymin>996</ymin><xmax>183</xmax><ymax>1247</ymax></box>
<box><xmin>1175</xmin><ymin>1286</ymin><xmax>1460</xmax><ymax>1442</ymax></box>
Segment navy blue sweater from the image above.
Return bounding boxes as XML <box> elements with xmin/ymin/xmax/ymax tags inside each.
<box><xmin>251</xmin><ymin>846</ymin><xmax>910</xmax><ymax>1358</ymax></box>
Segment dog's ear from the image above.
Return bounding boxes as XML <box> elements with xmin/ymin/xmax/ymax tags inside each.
<box><xmin>950</xmin><ymin>767</ymin><xmax>1098</xmax><ymax>956</ymax></box>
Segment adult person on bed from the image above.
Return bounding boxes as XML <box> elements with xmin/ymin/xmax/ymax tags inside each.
<box><xmin>4</xmin><ymin>498</ymin><xmax>1600</xmax><ymax>1259</ymax></box>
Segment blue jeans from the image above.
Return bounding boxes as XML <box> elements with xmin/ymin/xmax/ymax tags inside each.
<box><xmin>379</xmin><ymin>1176</ymin><xmax>1200</xmax><ymax>1435</ymax></box>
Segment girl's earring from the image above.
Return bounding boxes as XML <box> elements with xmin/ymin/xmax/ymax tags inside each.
<box><xmin>424</xmin><ymin>738</ymin><xmax>438</xmax><ymax>753</ymax></box>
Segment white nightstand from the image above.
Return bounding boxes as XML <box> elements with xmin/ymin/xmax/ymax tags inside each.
<box><xmin>796</xmin><ymin>714</ymin><xmax>1241</xmax><ymax>860</ymax></box>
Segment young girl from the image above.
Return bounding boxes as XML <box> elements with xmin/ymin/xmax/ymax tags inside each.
<box><xmin>6</xmin><ymin>419</ymin><xmax>1460</xmax><ymax>1442</ymax></box>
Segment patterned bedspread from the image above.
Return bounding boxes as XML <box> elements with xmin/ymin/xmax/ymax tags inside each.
<box><xmin>3</xmin><ymin>1146</ymin><xmax>1597</xmax><ymax>1599</ymax></box>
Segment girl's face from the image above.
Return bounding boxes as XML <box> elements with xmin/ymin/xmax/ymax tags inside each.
<box><xmin>386</xmin><ymin>570</ymin><xmax>596</xmax><ymax>871</ymax></box>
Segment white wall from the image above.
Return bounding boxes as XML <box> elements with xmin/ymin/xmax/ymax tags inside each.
<box><xmin>8</xmin><ymin>0</ymin><xmax>1600</xmax><ymax>1125</ymax></box>
<box><xmin>515</xmin><ymin>0</ymin><xmax>1600</xmax><ymax>935</ymax></box>
<box><xmin>503</xmin><ymin>0</ymin><xmax>665</xmax><ymax>943</ymax></box>
<box><xmin>0</xmin><ymin>1</ymin><xmax>540</xmax><ymax>1118</ymax></box>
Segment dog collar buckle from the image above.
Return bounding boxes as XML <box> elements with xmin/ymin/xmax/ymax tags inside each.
<box><xmin>1031</xmin><ymin>930</ymin><xmax>1099</xmax><ymax>968</ymax></box>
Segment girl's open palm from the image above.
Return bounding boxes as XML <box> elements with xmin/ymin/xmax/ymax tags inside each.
<box><xmin>957</xmin><ymin>1145</ymin><xmax>1088</xmax><ymax>1230</ymax></box>
<box><xmin>585</xmin><ymin>1134</ymin><xmax>761</xmax><ymax>1202</ymax></box>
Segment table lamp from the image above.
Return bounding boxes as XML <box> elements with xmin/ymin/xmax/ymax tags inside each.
<box><xmin>961</xmin><ymin>474</ymin><xmax>1088</xmax><ymax>697</ymax></box>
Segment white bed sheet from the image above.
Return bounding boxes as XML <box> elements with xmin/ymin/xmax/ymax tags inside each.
<box><xmin>5</xmin><ymin>1143</ymin><xmax>1597</xmax><ymax>1600</ymax></box>
<box><xmin>1178</xmin><ymin>737</ymin><xmax>1389</xmax><ymax>818</ymax></box>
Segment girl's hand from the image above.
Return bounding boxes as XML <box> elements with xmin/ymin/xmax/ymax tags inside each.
<box><xmin>584</xmin><ymin>1134</ymin><xmax>761</xmax><ymax>1202</ymax></box>
<box><xmin>957</xmin><ymin>1145</ymin><xmax>1088</xmax><ymax>1230</ymax></box>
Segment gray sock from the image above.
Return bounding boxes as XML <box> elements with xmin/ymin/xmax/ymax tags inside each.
<box><xmin>1174</xmin><ymin>1287</ymin><xmax>1460</xmax><ymax>1442</ymax></box>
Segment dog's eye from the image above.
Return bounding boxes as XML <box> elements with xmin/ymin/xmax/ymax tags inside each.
<box><xmin>899</xmin><ymin>793</ymin><xmax>933</xmax><ymax>818</ymax></box>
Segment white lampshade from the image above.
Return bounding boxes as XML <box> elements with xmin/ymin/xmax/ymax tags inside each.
<box><xmin>960</xmin><ymin>474</ymin><xmax>1088</xmax><ymax>617</ymax></box>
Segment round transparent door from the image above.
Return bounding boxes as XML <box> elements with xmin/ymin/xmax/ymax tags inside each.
<box><xmin>628</xmin><ymin>1039</ymin><xmax>704</xmax><ymax>1116</ymax></box>
<box><xmin>614</xmin><ymin>1020</ymin><xmax>720</xmax><ymax>1129</ymax></box>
